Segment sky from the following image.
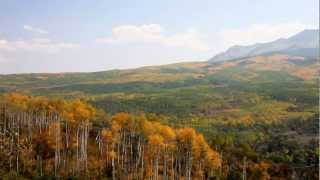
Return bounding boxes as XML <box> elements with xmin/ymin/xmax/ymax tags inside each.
<box><xmin>0</xmin><ymin>0</ymin><xmax>318</xmax><ymax>74</ymax></box>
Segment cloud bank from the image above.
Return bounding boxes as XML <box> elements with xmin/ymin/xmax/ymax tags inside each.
<box><xmin>96</xmin><ymin>24</ymin><xmax>210</xmax><ymax>51</ymax></box>
<box><xmin>0</xmin><ymin>38</ymin><xmax>80</xmax><ymax>53</ymax></box>
<box><xmin>23</xmin><ymin>25</ymin><xmax>49</xmax><ymax>34</ymax></box>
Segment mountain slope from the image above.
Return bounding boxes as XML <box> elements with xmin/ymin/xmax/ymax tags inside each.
<box><xmin>0</xmin><ymin>52</ymin><xmax>318</xmax><ymax>118</ymax></box>
<box><xmin>209</xmin><ymin>29</ymin><xmax>319</xmax><ymax>62</ymax></box>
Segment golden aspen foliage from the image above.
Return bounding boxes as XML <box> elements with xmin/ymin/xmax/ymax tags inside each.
<box><xmin>2</xmin><ymin>92</ymin><xmax>29</xmax><ymax>111</ymax></box>
<box><xmin>0</xmin><ymin>93</ymin><xmax>223</xmax><ymax>179</ymax></box>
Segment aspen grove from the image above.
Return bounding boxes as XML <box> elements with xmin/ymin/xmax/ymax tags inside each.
<box><xmin>0</xmin><ymin>93</ymin><xmax>221</xmax><ymax>179</ymax></box>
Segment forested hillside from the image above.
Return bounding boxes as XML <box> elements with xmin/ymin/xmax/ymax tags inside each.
<box><xmin>0</xmin><ymin>52</ymin><xmax>319</xmax><ymax>179</ymax></box>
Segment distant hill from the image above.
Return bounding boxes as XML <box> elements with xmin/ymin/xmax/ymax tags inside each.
<box><xmin>0</xmin><ymin>54</ymin><xmax>318</xmax><ymax>94</ymax></box>
<box><xmin>209</xmin><ymin>29</ymin><xmax>319</xmax><ymax>62</ymax></box>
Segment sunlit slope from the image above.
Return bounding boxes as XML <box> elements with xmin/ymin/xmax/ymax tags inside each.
<box><xmin>0</xmin><ymin>62</ymin><xmax>208</xmax><ymax>91</ymax></box>
<box><xmin>0</xmin><ymin>53</ymin><xmax>318</xmax><ymax>122</ymax></box>
<box><xmin>0</xmin><ymin>54</ymin><xmax>317</xmax><ymax>90</ymax></box>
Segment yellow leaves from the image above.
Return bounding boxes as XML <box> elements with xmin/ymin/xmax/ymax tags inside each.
<box><xmin>48</xmin><ymin>99</ymin><xmax>67</xmax><ymax>113</ymax></box>
<box><xmin>192</xmin><ymin>134</ymin><xmax>206</xmax><ymax>158</ymax></box>
<box><xmin>176</xmin><ymin>128</ymin><xmax>222</xmax><ymax>170</ymax></box>
<box><xmin>49</xmin><ymin>99</ymin><xmax>95</xmax><ymax>124</ymax></box>
<box><xmin>248</xmin><ymin>161</ymin><xmax>272</xmax><ymax>180</ymax></box>
<box><xmin>3</xmin><ymin>92</ymin><xmax>28</xmax><ymax>103</ymax></box>
<box><xmin>105</xmin><ymin>111</ymin><xmax>222</xmax><ymax>175</ymax></box>
<box><xmin>148</xmin><ymin>134</ymin><xmax>164</xmax><ymax>147</ymax></box>
<box><xmin>159</xmin><ymin>125</ymin><xmax>176</xmax><ymax>141</ymax></box>
<box><xmin>102</xmin><ymin>129</ymin><xmax>112</xmax><ymax>138</ymax></box>
<box><xmin>111</xmin><ymin>112</ymin><xmax>135</xmax><ymax>130</ymax></box>
<box><xmin>68</xmin><ymin>99</ymin><xmax>95</xmax><ymax>123</ymax></box>
<box><xmin>101</xmin><ymin>129</ymin><xmax>113</xmax><ymax>143</ymax></box>
<box><xmin>111</xmin><ymin>120</ymin><xmax>122</xmax><ymax>133</ymax></box>
<box><xmin>1</xmin><ymin>93</ymin><xmax>95</xmax><ymax>125</ymax></box>
<box><xmin>142</xmin><ymin>120</ymin><xmax>154</xmax><ymax>136</ymax></box>
<box><xmin>141</xmin><ymin>120</ymin><xmax>177</xmax><ymax>152</ymax></box>
<box><xmin>28</xmin><ymin>96</ymin><xmax>49</xmax><ymax>112</ymax></box>
<box><xmin>2</xmin><ymin>93</ymin><xmax>29</xmax><ymax>111</ymax></box>
<box><xmin>177</xmin><ymin>128</ymin><xmax>196</xmax><ymax>144</ymax></box>
<box><xmin>205</xmin><ymin>149</ymin><xmax>222</xmax><ymax>169</ymax></box>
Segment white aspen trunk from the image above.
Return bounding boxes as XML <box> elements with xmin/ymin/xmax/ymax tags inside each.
<box><xmin>164</xmin><ymin>154</ymin><xmax>167</xmax><ymax>180</ymax></box>
<box><xmin>171</xmin><ymin>153</ymin><xmax>174</xmax><ymax>179</ymax></box>
<box><xmin>141</xmin><ymin>145</ymin><xmax>144</xmax><ymax>179</ymax></box>
<box><xmin>76</xmin><ymin>126</ymin><xmax>80</xmax><ymax>171</ymax></box>
<box><xmin>112</xmin><ymin>143</ymin><xmax>116</xmax><ymax>180</ymax></box>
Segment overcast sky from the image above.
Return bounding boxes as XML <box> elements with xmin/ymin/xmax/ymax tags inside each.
<box><xmin>0</xmin><ymin>0</ymin><xmax>318</xmax><ymax>74</ymax></box>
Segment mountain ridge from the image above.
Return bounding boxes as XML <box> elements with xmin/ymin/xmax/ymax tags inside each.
<box><xmin>209</xmin><ymin>29</ymin><xmax>319</xmax><ymax>62</ymax></box>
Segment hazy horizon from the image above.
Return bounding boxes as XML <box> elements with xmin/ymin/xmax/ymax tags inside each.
<box><xmin>0</xmin><ymin>0</ymin><xmax>318</xmax><ymax>74</ymax></box>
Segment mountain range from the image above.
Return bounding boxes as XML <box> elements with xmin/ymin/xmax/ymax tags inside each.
<box><xmin>209</xmin><ymin>29</ymin><xmax>319</xmax><ymax>62</ymax></box>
